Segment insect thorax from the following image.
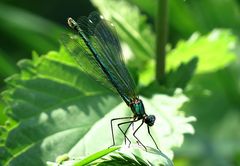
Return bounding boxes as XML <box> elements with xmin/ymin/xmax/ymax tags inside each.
<box><xmin>130</xmin><ymin>99</ymin><xmax>146</xmax><ymax>119</ymax></box>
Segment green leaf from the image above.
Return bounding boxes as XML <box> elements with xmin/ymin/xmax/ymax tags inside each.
<box><xmin>95</xmin><ymin>151</ymin><xmax>151</xmax><ymax>166</ymax></box>
<box><xmin>1</xmin><ymin>48</ymin><xmax>195</xmax><ymax>165</ymax></box>
<box><xmin>47</xmin><ymin>146</ymin><xmax>121</xmax><ymax>166</ymax></box>
<box><xmin>167</xmin><ymin>30</ymin><xmax>236</xmax><ymax>74</ymax></box>
<box><xmin>139</xmin><ymin>30</ymin><xmax>236</xmax><ymax>87</ymax></box>
<box><xmin>50</xmin><ymin>147</ymin><xmax>173</xmax><ymax>166</ymax></box>
<box><xmin>175</xmin><ymin>59</ymin><xmax>240</xmax><ymax>165</ymax></box>
<box><xmin>140</xmin><ymin>57</ymin><xmax>198</xmax><ymax>97</ymax></box>
<box><xmin>1</xmin><ymin>48</ymin><xmax>120</xmax><ymax>165</ymax></box>
<box><xmin>73</xmin><ymin>146</ymin><xmax>120</xmax><ymax>166</ymax></box>
<box><xmin>166</xmin><ymin>57</ymin><xmax>198</xmax><ymax>89</ymax></box>
<box><xmin>0</xmin><ymin>101</ymin><xmax>7</xmax><ymax>125</ymax></box>
<box><xmin>95</xmin><ymin>147</ymin><xmax>174</xmax><ymax>166</ymax></box>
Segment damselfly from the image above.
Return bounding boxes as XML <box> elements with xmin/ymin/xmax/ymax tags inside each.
<box><xmin>61</xmin><ymin>12</ymin><xmax>159</xmax><ymax>151</ymax></box>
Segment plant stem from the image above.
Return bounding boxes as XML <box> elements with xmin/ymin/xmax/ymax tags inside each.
<box><xmin>155</xmin><ymin>0</ymin><xmax>168</xmax><ymax>84</ymax></box>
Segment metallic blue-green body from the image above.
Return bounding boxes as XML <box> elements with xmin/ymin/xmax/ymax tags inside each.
<box><xmin>130</xmin><ymin>100</ymin><xmax>146</xmax><ymax>119</ymax></box>
<box><xmin>62</xmin><ymin>12</ymin><xmax>159</xmax><ymax>150</ymax></box>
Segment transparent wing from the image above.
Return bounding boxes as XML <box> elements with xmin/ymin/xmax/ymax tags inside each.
<box><xmin>77</xmin><ymin>12</ymin><xmax>137</xmax><ymax>100</ymax></box>
<box><xmin>60</xmin><ymin>33</ymin><xmax>117</xmax><ymax>92</ymax></box>
<box><xmin>61</xmin><ymin>12</ymin><xmax>137</xmax><ymax>104</ymax></box>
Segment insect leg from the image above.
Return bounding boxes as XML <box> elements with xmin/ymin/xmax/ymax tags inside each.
<box><xmin>147</xmin><ymin>125</ymin><xmax>160</xmax><ymax>150</ymax></box>
<box><xmin>133</xmin><ymin>120</ymin><xmax>147</xmax><ymax>151</ymax></box>
<box><xmin>109</xmin><ymin>117</ymin><xmax>132</xmax><ymax>148</ymax></box>
<box><xmin>118</xmin><ymin>118</ymin><xmax>139</xmax><ymax>147</ymax></box>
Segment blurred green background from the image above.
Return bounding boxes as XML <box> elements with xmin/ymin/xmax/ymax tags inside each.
<box><xmin>0</xmin><ymin>0</ymin><xmax>240</xmax><ymax>166</ymax></box>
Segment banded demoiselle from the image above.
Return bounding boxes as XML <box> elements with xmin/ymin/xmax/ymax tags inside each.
<box><xmin>61</xmin><ymin>12</ymin><xmax>159</xmax><ymax>151</ymax></box>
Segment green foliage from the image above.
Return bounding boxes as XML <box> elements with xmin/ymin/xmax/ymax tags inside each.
<box><xmin>93</xmin><ymin>147</ymin><xmax>174</xmax><ymax>166</ymax></box>
<box><xmin>96</xmin><ymin>152</ymin><xmax>151</xmax><ymax>166</ymax></box>
<box><xmin>166</xmin><ymin>57</ymin><xmax>198</xmax><ymax>90</ymax></box>
<box><xmin>47</xmin><ymin>146</ymin><xmax>120</xmax><ymax>166</ymax></box>
<box><xmin>1</xmin><ymin>0</ymin><xmax>240</xmax><ymax>165</ymax></box>
<box><xmin>174</xmin><ymin>60</ymin><xmax>240</xmax><ymax>165</ymax></box>
<box><xmin>0</xmin><ymin>3</ymin><xmax>63</xmax><ymax>54</ymax></box>
<box><xmin>0</xmin><ymin>49</ymin><xmax>17</xmax><ymax>78</ymax></box>
<box><xmin>47</xmin><ymin>147</ymin><xmax>170</xmax><ymax>166</ymax></box>
<box><xmin>167</xmin><ymin>30</ymin><xmax>236</xmax><ymax>74</ymax></box>
<box><xmin>1</xmin><ymin>49</ymin><xmax>118</xmax><ymax>165</ymax></box>
<box><xmin>0</xmin><ymin>48</ymin><xmax>195</xmax><ymax>165</ymax></box>
<box><xmin>73</xmin><ymin>146</ymin><xmax>120</xmax><ymax>166</ymax></box>
<box><xmin>0</xmin><ymin>101</ymin><xmax>7</xmax><ymax>125</ymax></box>
<box><xmin>128</xmin><ymin>0</ymin><xmax>240</xmax><ymax>38</ymax></box>
<box><xmin>91</xmin><ymin>0</ymin><xmax>237</xmax><ymax>87</ymax></box>
<box><xmin>139</xmin><ymin>29</ymin><xmax>237</xmax><ymax>88</ymax></box>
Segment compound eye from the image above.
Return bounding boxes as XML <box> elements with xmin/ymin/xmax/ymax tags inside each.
<box><xmin>145</xmin><ymin>115</ymin><xmax>156</xmax><ymax>126</ymax></box>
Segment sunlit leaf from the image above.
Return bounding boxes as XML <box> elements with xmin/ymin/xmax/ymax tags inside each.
<box><xmin>140</xmin><ymin>29</ymin><xmax>237</xmax><ymax>86</ymax></box>
<box><xmin>167</xmin><ymin>30</ymin><xmax>236</xmax><ymax>74</ymax></box>
<box><xmin>73</xmin><ymin>146</ymin><xmax>120</xmax><ymax>166</ymax></box>
<box><xmin>1</xmin><ymin>48</ymin><xmax>195</xmax><ymax>165</ymax></box>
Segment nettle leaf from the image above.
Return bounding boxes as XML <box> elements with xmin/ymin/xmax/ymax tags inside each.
<box><xmin>94</xmin><ymin>147</ymin><xmax>174</xmax><ymax>166</ymax></box>
<box><xmin>166</xmin><ymin>57</ymin><xmax>199</xmax><ymax>89</ymax></box>
<box><xmin>1</xmin><ymin>48</ymin><xmax>120</xmax><ymax>165</ymax></box>
<box><xmin>92</xmin><ymin>148</ymin><xmax>168</xmax><ymax>166</ymax></box>
<box><xmin>96</xmin><ymin>152</ymin><xmax>151</xmax><ymax>166</ymax></box>
<box><xmin>64</xmin><ymin>90</ymin><xmax>195</xmax><ymax>166</ymax></box>
<box><xmin>1</xmin><ymin>49</ymin><xmax>195</xmax><ymax>165</ymax></box>
<box><xmin>140</xmin><ymin>29</ymin><xmax>237</xmax><ymax>86</ymax></box>
<box><xmin>91</xmin><ymin>1</ymin><xmax>236</xmax><ymax>88</ymax></box>
<box><xmin>167</xmin><ymin>29</ymin><xmax>236</xmax><ymax>74</ymax></box>
<box><xmin>46</xmin><ymin>149</ymin><xmax>149</xmax><ymax>166</ymax></box>
<box><xmin>91</xmin><ymin>0</ymin><xmax>155</xmax><ymax>63</ymax></box>
<box><xmin>46</xmin><ymin>146</ymin><xmax>121</xmax><ymax>166</ymax></box>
